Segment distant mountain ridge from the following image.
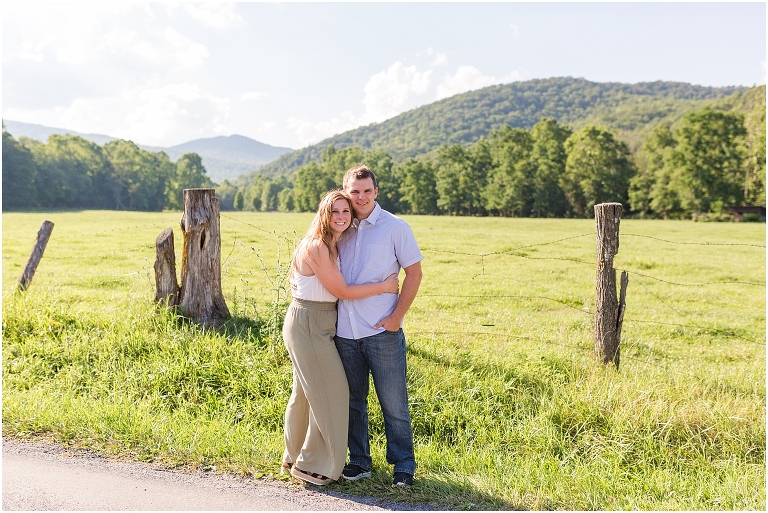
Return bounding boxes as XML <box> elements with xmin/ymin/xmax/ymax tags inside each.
<box><xmin>2</xmin><ymin>120</ymin><xmax>117</xmax><ymax>146</ymax></box>
<box><xmin>239</xmin><ymin>77</ymin><xmax>748</xmax><ymax>185</ymax></box>
<box><xmin>2</xmin><ymin>120</ymin><xmax>293</xmax><ymax>184</ymax></box>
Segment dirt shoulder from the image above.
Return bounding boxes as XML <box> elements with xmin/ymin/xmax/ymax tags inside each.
<box><xmin>2</xmin><ymin>437</ymin><xmax>436</xmax><ymax>511</ymax></box>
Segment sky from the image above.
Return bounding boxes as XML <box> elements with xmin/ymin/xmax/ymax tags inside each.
<box><xmin>3</xmin><ymin>2</ymin><xmax>766</xmax><ymax>150</ymax></box>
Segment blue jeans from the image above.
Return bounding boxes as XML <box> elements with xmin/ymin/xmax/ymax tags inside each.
<box><xmin>334</xmin><ymin>329</ymin><xmax>416</xmax><ymax>475</ymax></box>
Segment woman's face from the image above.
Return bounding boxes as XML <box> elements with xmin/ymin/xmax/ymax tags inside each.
<box><xmin>330</xmin><ymin>198</ymin><xmax>352</xmax><ymax>235</ymax></box>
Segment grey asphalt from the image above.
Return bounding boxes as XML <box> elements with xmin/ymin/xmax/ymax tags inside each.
<box><xmin>2</xmin><ymin>438</ymin><xmax>431</xmax><ymax>511</ymax></box>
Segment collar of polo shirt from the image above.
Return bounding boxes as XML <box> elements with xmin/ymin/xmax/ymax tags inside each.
<box><xmin>358</xmin><ymin>202</ymin><xmax>382</xmax><ymax>225</ymax></box>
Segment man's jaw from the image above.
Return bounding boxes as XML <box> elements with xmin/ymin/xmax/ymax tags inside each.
<box><xmin>354</xmin><ymin>200</ymin><xmax>374</xmax><ymax>219</ymax></box>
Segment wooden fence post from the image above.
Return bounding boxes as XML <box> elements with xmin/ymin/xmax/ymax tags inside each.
<box><xmin>154</xmin><ymin>227</ymin><xmax>180</xmax><ymax>305</ymax></box>
<box><xmin>594</xmin><ymin>202</ymin><xmax>628</xmax><ymax>368</ymax></box>
<box><xmin>18</xmin><ymin>220</ymin><xmax>54</xmax><ymax>291</ymax></box>
<box><xmin>178</xmin><ymin>188</ymin><xmax>230</xmax><ymax>326</ymax></box>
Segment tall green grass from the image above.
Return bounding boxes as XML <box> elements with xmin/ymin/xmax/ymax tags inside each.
<box><xmin>3</xmin><ymin>211</ymin><xmax>765</xmax><ymax>509</ymax></box>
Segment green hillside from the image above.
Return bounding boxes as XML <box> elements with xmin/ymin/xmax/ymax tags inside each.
<box><xmin>238</xmin><ymin>77</ymin><xmax>746</xmax><ymax>185</ymax></box>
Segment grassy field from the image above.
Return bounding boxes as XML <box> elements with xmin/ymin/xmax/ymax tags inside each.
<box><xmin>2</xmin><ymin>210</ymin><xmax>765</xmax><ymax>510</ymax></box>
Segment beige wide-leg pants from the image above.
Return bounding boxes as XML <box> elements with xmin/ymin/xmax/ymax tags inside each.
<box><xmin>282</xmin><ymin>298</ymin><xmax>349</xmax><ymax>480</ymax></box>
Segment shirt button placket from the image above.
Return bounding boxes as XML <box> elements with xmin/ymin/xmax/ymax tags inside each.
<box><xmin>351</xmin><ymin>223</ymin><xmax>362</xmax><ymax>338</ymax></box>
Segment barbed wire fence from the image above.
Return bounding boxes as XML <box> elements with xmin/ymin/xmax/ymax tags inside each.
<box><xmin>3</xmin><ymin>212</ymin><xmax>765</xmax><ymax>381</ymax></box>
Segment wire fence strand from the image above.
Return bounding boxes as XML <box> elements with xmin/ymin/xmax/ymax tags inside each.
<box><xmin>4</xmin><ymin>219</ymin><xmax>764</xmax><ymax>373</ymax></box>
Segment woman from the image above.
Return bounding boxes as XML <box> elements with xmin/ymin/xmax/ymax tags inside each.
<box><xmin>281</xmin><ymin>189</ymin><xmax>398</xmax><ymax>486</ymax></box>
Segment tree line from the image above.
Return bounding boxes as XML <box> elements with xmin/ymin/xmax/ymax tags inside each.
<box><xmin>236</xmin><ymin>105</ymin><xmax>764</xmax><ymax>219</ymax></box>
<box><xmin>3</xmin><ymin>101</ymin><xmax>764</xmax><ymax>219</ymax></box>
<box><xmin>2</xmin><ymin>130</ymin><xmax>217</xmax><ymax>211</ymax></box>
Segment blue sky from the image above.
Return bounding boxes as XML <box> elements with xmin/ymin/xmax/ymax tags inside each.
<box><xmin>3</xmin><ymin>2</ymin><xmax>765</xmax><ymax>149</ymax></box>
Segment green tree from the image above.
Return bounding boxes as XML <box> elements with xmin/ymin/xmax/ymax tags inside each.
<box><xmin>215</xmin><ymin>179</ymin><xmax>239</xmax><ymax>211</ymax></box>
<box><xmin>629</xmin><ymin>124</ymin><xmax>678</xmax><ymax>218</ymax></box>
<box><xmin>260</xmin><ymin>179</ymin><xmax>282</xmax><ymax>211</ymax></box>
<box><xmin>435</xmin><ymin>145</ymin><xmax>470</xmax><ymax>215</ymax></box>
<box><xmin>435</xmin><ymin>144</ymin><xmax>487</xmax><ymax>215</ymax></box>
<box><xmin>293</xmin><ymin>162</ymin><xmax>335</xmax><ymax>212</ymax></box>
<box><xmin>234</xmin><ymin>189</ymin><xmax>244</xmax><ymax>210</ymax></box>
<box><xmin>563</xmin><ymin>126</ymin><xmax>635</xmax><ymax>217</ymax></box>
<box><xmin>396</xmin><ymin>159</ymin><xmax>438</xmax><ymax>215</ymax></box>
<box><xmin>742</xmin><ymin>87</ymin><xmax>766</xmax><ymax>206</ymax></box>
<box><xmin>26</xmin><ymin>135</ymin><xmax>112</xmax><ymax>209</ymax></box>
<box><xmin>530</xmin><ymin>118</ymin><xmax>571</xmax><ymax>217</ymax></box>
<box><xmin>103</xmin><ymin>140</ymin><xmax>168</xmax><ymax>211</ymax></box>
<box><xmin>242</xmin><ymin>175</ymin><xmax>268</xmax><ymax>211</ymax></box>
<box><xmin>649</xmin><ymin>158</ymin><xmax>685</xmax><ymax>219</ymax></box>
<box><xmin>2</xmin><ymin>130</ymin><xmax>39</xmax><ymax>209</ymax></box>
<box><xmin>167</xmin><ymin>153</ymin><xmax>213</xmax><ymax>210</ymax></box>
<box><xmin>484</xmin><ymin>128</ymin><xmax>534</xmax><ymax>216</ymax></box>
<box><xmin>670</xmin><ymin>107</ymin><xmax>746</xmax><ymax>216</ymax></box>
<box><xmin>278</xmin><ymin>187</ymin><xmax>295</xmax><ymax>212</ymax></box>
<box><xmin>320</xmin><ymin>145</ymin><xmax>365</xmax><ymax>184</ymax></box>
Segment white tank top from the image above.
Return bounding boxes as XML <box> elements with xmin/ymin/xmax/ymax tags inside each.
<box><xmin>290</xmin><ymin>257</ymin><xmax>340</xmax><ymax>302</ymax></box>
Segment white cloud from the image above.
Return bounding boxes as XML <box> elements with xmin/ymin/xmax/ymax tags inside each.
<box><xmin>285</xmin><ymin>59</ymin><xmax>519</xmax><ymax>146</ymax></box>
<box><xmin>241</xmin><ymin>91</ymin><xmax>267</xmax><ymax>101</ymax></box>
<box><xmin>103</xmin><ymin>29</ymin><xmax>138</xmax><ymax>49</ymax></box>
<box><xmin>5</xmin><ymin>3</ymin><xmax>137</xmax><ymax>65</ymax></box>
<box><xmin>121</xmin><ymin>84</ymin><xmax>230</xmax><ymax>142</ymax></box>
<box><xmin>4</xmin><ymin>4</ymin><xmax>208</xmax><ymax>73</ymax></box>
<box><xmin>502</xmin><ymin>71</ymin><xmax>523</xmax><ymax>83</ymax></box>
<box><xmin>435</xmin><ymin>66</ymin><xmax>521</xmax><ymax>100</ymax></box>
<box><xmin>361</xmin><ymin>62</ymin><xmax>432</xmax><ymax>124</ymax></box>
<box><xmin>8</xmin><ymin>84</ymin><xmax>233</xmax><ymax>146</ymax></box>
<box><xmin>183</xmin><ymin>3</ymin><xmax>244</xmax><ymax>29</ymax></box>
<box><xmin>17</xmin><ymin>39</ymin><xmax>47</xmax><ymax>62</ymax></box>
<box><xmin>285</xmin><ymin>112</ymin><xmax>360</xmax><ymax>148</ymax></box>
<box><xmin>163</xmin><ymin>26</ymin><xmax>209</xmax><ymax>69</ymax></box>
<box><xmin>426</xmin><ymin>47</ymin><xmax>447</xmax><ymax>67</ymax></box>
<box><xmin>510</xmin><ymin>23</ymin><xmax>520</xmax><ymax>37</ymax></box>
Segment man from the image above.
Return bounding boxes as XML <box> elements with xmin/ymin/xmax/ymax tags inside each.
<box><xmin>334</xmin><ymin>165</ymin><xmax>423</xmax><ymax>487</ymax></box>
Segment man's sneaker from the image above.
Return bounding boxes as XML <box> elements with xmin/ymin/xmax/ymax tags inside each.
<box><xmin>392</xmin><ymin>471</ymin><xmax>413</xmax><ymax>487</ymax></box>
<box><xmin>341</xmin><ymin>464</ymin><xmax>371</xmax><ymax>481</ymax></box>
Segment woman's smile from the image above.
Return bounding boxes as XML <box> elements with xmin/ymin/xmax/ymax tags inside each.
<box><xmin>331</xmin><ymin>199</ymin><xmax>352</xmax><ymax>234</ymax></box>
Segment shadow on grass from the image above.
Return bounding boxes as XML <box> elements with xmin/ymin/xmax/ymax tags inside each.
<box><xmin>216</xmin><ymin>314</ymin><xmax>268</xmax><ymax>347</ymax></box>
<box><xmin>407</xmin><ymin>344</ymin><xmax>560</xmax><ymax>397</ymax></box>
<box><xmin>158</xmin><ymin>307</ymin><xmax>270</xmax><ymax>349</ymax></box>
<box><xmin>318</xmin><ymin>472</ymin><xmax>520</xmax><ymax>511</ymax></box>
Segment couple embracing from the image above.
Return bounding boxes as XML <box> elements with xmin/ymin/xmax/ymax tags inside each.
<box><xmin>281</xmin><ymin>165</ymin><xmax>422</xmax><ymax>487</ymax></box>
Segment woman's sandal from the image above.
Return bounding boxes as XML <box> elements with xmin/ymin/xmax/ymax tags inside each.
<box><xmin>290</xmin><ymin>466</ymin><xmax>334</xmax><ymax>486</ymax></box>
<box><xmin>280</xmin><ymin>461</ymin><xmax>293</xmax><ymax>475</ymax></box>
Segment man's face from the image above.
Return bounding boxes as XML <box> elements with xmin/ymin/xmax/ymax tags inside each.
<box><xmin>345</xmin><ymin>177</ymin><xmax>378</xmax><ymax>219</ymax></box>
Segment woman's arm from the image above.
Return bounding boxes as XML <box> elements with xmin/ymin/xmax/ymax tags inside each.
<box><xmin>304</xmin><ymin>241</ymin><xmax>398</xmax><ymax>299</ymax></box>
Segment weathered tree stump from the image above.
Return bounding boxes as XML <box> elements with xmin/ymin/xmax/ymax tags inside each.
<box><xmin>18</xmin><ymin>220</ymin><xmax>54</xmax><ymax>291</ymax></box>
<box><xmin>594</xmin><ymin>202</ymin><xmax>628</xmax><ymax>368</ymax></box>
<box><xmin>178</xmin><ymin>188</ymin><xmax>230</xmax><ymax>326</ymax></box>
<box><xmin>154</xmin><ymin>227</ymin><xmax>180</xmax><ymax>305</ymax></box>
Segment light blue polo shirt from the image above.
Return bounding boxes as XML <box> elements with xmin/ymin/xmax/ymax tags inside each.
<box><xmin>336</xmin><ymin>203</ymin><xmax>422</xmax><ymax>340</ymax></box>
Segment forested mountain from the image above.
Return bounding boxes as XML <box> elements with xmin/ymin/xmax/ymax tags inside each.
<box><xmin>2</xmin><ymin>121</ymin><xmax>292</xmax><ymax>183</ymax></box>
<box><xmin>162</xmin><ymin>135</ymin><xmax>293</xmax><ymax>183</ymax></box>
<box><xmin>240</xmin><ymin>77</ymin><xmax>746</xmax><ymax>184</ymax></box>
<box><xmin>232</xmin><ymin>83</ymin><xmax>763</xmax><ymax>220</ymax></box>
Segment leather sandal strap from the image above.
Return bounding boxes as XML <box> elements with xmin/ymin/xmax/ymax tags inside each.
<box><xmin>297</xmin><ymin>468</ymin><xmax>330</xmax><ymax>480</ymax></box>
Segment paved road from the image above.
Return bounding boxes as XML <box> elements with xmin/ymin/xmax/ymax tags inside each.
<box><xmin>2</xmin><ymin>438</ymin><xmax>430</xmax><ymax>511</ymax></box>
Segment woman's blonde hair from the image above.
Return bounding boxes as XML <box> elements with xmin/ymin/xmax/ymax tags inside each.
<box><xmin>291</xmin><ymin>189</ymin><xmax>352</xmax><ymax>275</ymax></box>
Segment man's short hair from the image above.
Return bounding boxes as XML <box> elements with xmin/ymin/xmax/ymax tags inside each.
<box><xmin>343</xmin><ymin>165</ymin><xmax>377</xmax><ymax>189</ymax></box>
